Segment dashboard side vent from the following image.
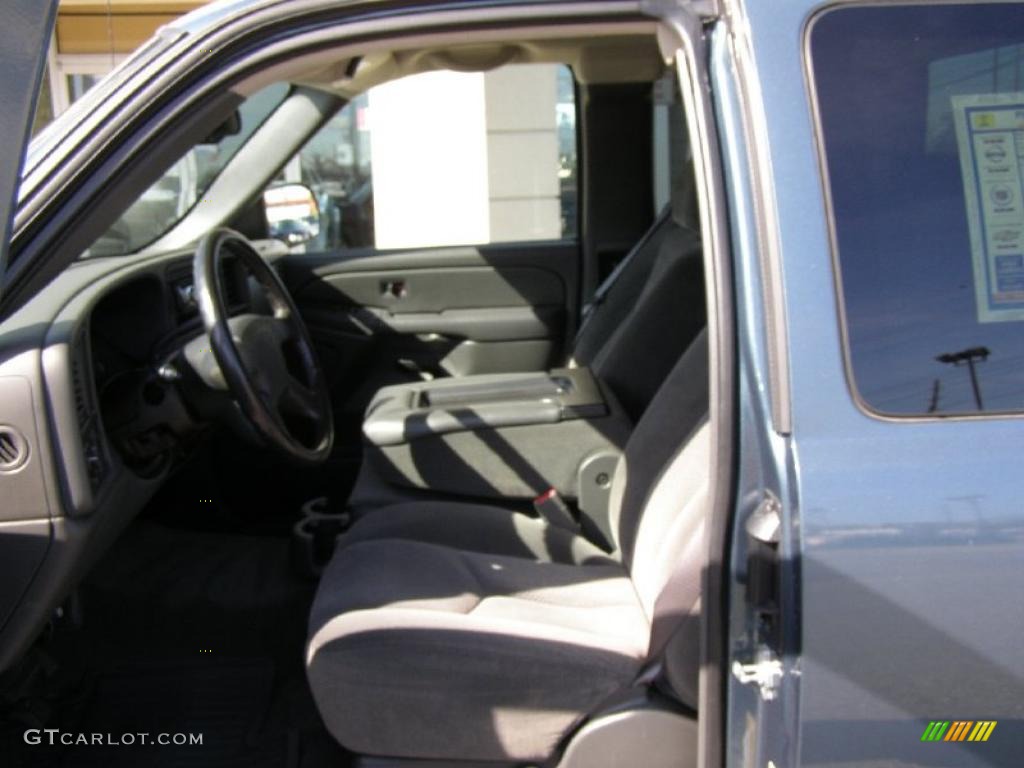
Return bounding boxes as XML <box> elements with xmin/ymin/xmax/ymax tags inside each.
<box><xmin>70</xmin><ymin>336</ymin><xmax>107</xmax><ymax>493</ymax></box>
<box><xmin>71</xmin><ymin>360</ymin><xmax>91</xmax><ymax>427</ymax></box>
<box><xmin>0</xmin><ymin>426</ymin><xmax>29</xmax><ymax>471</ymax></box>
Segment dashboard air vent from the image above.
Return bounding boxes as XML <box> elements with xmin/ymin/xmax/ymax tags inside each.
<box><xmin>70</xmin><ymin>335</ymin><xmax>107</xmax><ymax>492</ymax></box>
<box><xmin>0</xmin><ymin>426</ymin><xmax>29</xmax><ymax>472</ymax></box>
<box><xmin>71</xmin><ymin>359</ymin><xmax>92</xmax><ymax>428</ymax></box>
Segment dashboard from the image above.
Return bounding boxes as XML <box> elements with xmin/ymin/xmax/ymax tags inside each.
<box><xmin>88</xmin><ymin>255</ymin><xmax>251</xmax><ymax>478</ymax></box>
<box><xmin>0</xmin><ymin>240</ymin><xmax>283</xmax><ymax>672</ymax></box>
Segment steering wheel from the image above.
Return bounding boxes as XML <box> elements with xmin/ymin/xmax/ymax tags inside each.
<box><xmin>193</xmin><ymin>228</ymin><xmax>333</xmax><ymax>464</ymax></box>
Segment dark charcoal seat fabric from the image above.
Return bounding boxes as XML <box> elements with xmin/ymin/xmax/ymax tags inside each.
<box><xmin>571</xmin><ymin>209</ymin><xmax>704</xmax><ymax>422</ymax></box>
<box><xmin>307</xmin><ymin>331</ymin><xmax>710</xmax><ymax>762</ymax></box>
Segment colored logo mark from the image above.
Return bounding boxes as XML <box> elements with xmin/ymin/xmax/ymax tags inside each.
<box><xmin>921</xmin><ymin>721</ymin><xmax>996</xmax><ymax>742</ymax></box>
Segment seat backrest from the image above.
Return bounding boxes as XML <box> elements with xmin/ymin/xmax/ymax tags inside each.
<box><xmin>606</xmin><ymin>329</ymin><xmax>709</xmax><ymax>649</ymax></box>
<box><xmin>571</xmin><ymin>207</ymin><xmax>676</xmax><ymax>365</ymax></box>
<box><xmin>570</xmin><ymin>203</ymin><xmax>704</xmax><ymax>424</ymax></box>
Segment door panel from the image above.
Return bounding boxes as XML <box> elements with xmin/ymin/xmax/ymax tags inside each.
<box><xmin>299</xmin><ymin>265</ymin><xmax>562</xmax><ymax>311</ymax></box>
<box><xmin>268</xmin><ymin>62</ymin><xmax>582</xmax><ymax>437</ymax></box>
<box><xmin>301</xmin><ymin>305</ymin><xmax>561</xmax><ymax>343</ymax></box>
<box><xmin>281</xmin><ymin>240</ymin><xmax>579</xmax><ymax>425</ymax></box>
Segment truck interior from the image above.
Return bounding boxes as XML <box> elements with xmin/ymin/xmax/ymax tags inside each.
<box><xmin>0</xmin><ymin>17</ymin><xmax>722</xmax><ymax>768</ymax></box>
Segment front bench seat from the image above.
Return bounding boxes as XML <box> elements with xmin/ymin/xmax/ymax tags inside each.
<box><xmin>306</xmin><ymin>331</ymin><xmax>710</xmax><ymax>762</ymax></box>
<box><xmin>349</xmin><ymin>207</ymin><xmax>704</xmax><ymax>508</ymax></box>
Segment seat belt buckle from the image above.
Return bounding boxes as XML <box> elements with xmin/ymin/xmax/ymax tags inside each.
<box><xmin>533</xmin><ymin>487</ymin><xmax>578</xmax><ymax>532</ymax></box>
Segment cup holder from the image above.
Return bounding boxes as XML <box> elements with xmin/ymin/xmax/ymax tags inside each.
<box><xmin>301</xmin><ymin>496</ymin><xmax>328</xmax><ymax>516</ymax></box>
<box><xmin>291</xmin><ymin>497</ymin><xmax>352</xmax><ymax>579</ymax></box>
<box><xmin>301</xmin><ymin>496</ymin><xmax>352</xmax><ymax>523</ymax></box>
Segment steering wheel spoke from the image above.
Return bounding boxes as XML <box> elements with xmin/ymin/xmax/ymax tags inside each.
<box><xmin>279</xmin><ymin>377</ymin><xmax>324</xmax><ymax>423</ymax></box>
<box><xmin>271</xmin><ymin>312</ymin><xmax>295</xmax><ymax>339</ymax></box>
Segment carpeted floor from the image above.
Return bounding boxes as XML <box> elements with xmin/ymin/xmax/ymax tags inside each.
<box><xmin>54</xmin><ymin>658</ymin><xmax>282</xmax><ymax>768</ymax></box>
<box><xmin>2</xmin><ymin>521</ymin><xmax>348</xmax><ymax>768</ymax></box>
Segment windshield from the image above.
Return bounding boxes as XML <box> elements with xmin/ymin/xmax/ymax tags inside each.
<box><xmin>83</xmin><ymin>82</ymin><xmax>289</xmax><ymax>258</ymax></box>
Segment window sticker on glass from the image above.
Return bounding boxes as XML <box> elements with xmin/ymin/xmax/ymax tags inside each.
<box><xmin>953</xmin><ymin>93</ymin><xmax>1024</xmax><ymax>323</ymax></box>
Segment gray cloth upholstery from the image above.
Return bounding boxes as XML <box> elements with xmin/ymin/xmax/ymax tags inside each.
<box><xmin>341</xmin><ymin>500</ymin><xmax>616</xmax><ymax>565</ymax></box>
<box><xmin>307</xmin><ymin>331</ymin><xmax>711</xmax><ymax>762</ymax></box>
<box><xmin>364</xmin><ymin>405</ymin><xmax>631</xmax><ymax>500</ymax></box>
<box><xmin>610</xmin><ymin>329</ymin><xmax>708</xmax><ymax>572</ymax></box>
<box><xmin>572</xmin><ymin>139</ymin><xmax>705</xmax><ymax>423</ymax></box>
<box><xmin>359</xmin><ymin>200</ymin><xmax>703</xmax><ymax>504</ymax></box>
<box><xmin>574</xmin><ymin>224</ymin><xmax>704</xmax><ymax>423</ymax></box>
<box><xmin>307</xmin><ymin>539</ymin><xmax>646</xmax><ymax>762</ymax></box>
<box><xmin>571</xmin><ymin>207</ymin><xmax>675</xmax><ymax>367</ymax></box>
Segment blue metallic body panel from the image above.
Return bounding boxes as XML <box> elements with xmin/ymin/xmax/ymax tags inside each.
<box><xmin>710</xmin><ymin>21</ymin><xmax>803</xmax><ymax>768</ymax></box>
<box><xmin>730</xmin><ymin>1</ymin><xmax>1024</xmax><ymax>765</ymax></box>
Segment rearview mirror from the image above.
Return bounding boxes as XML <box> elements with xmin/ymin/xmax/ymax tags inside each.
<box><xmin>263</xmin><ymin>183</ymin><xmax>321</xmax><ymax>246</ymax></box>
<box><xmin>201</xmin><ymin>110</ymin><xmax>241</xmax><ymax>144</ymax></box>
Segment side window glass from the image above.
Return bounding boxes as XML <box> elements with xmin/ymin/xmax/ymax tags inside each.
<box><xmin>275</xmin><ymin>63</ymin><xmax>578</xmax><ymax>252</ymax></box>
<box><xmin>810</xmin><ymin>5</ymin><xmax>1024</xmax><ymax>416</ymax></box>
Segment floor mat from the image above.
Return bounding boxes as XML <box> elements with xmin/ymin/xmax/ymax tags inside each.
<box><xmin>2</xmin><ymin>523</ymin><xmax>349</xmax><ymax>768</ymax></box>
<box><xmin>49</xmin><ymin>658</ymin><xmax>283</xmax><ymax>768</ymax></box>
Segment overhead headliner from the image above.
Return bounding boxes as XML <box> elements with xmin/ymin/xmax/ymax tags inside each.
<box><xmin>276</xmin><ymin>30</ymin><xmax>667</xmax><ymax>98</ymax></box>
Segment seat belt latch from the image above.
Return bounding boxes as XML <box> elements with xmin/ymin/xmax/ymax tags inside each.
<box><xmin>533</xmin><ymin>488</ymin><xmax>578</xmax><ymax>532</ymax></box>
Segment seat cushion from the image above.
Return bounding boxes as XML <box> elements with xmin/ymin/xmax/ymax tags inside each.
<box><xmin>340</xmin><ymin>501</ymin><xmax>617</xmax><ymax>565</ymax></box>
<box><xmin>306</xmin><ymin>539</ymin><xmax>648</xmax><ymax>762</ymax></box>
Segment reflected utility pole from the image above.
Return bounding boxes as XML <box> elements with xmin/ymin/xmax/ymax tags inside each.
<box><xmin>935</xmin><ymin>347</ymin><xmax>990</xmax><ymax>410</ymax></box>
<box><xmin>927</xmin><ymin>379</ymin><xmax>941</xmax><ymax>414</ymax></box>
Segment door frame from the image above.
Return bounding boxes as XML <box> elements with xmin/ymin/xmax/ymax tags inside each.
<box><xmin>4</xmin><ymin>3</ymin><xmax>739</xmax><ymax>765</ymax></box>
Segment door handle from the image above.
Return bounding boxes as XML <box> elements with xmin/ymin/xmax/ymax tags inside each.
<box><xmin>380</xmin><ymin>279</ymin><xmax>407</xmax><ymax>299</ymax></box>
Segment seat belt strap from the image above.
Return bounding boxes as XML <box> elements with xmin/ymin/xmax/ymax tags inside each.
<box><xmin>576</xmin><ymin>205</ymin><xmax>671</xmax><ymax>334</ymax></box>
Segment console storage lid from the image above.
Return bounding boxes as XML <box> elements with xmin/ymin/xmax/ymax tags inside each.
<box><xmin>364</xmin><ymin>367</ymin><xmax>608</xmax><ymax>447</ymax></box>
<box><xmin>362</xmin><ymin>367</ymin><xmax>630</xmax><ymax>500</ymax></box>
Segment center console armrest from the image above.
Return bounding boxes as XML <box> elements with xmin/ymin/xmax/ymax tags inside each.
<box><xmin>419</xmin><ymin>374</ymin><xmax>565</xmax><ymax>407</ymax></box>
<box><xmin>364</xmin><ymin>399</ymin><xmax>562</xmax><ymax>446</ymax></box>
<box><xmin>362</xmin><ymin>367</ymin><xmax>632</xmax><ymax>500</ymax></box>
<box><xmin>363</xmin><ymin>367</ymin><xmax>608</xmax><ymax>448</ymax></box>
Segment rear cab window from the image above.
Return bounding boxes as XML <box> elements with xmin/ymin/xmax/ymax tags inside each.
<box><xmin>809</xmin><ymin>4</ymin><xmax>1024</xmax><ymax>416</ymax></box>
